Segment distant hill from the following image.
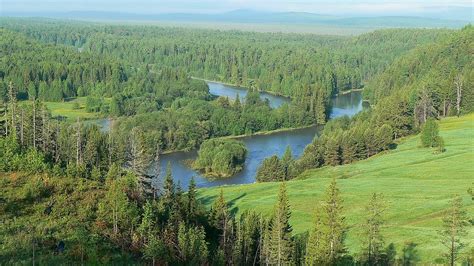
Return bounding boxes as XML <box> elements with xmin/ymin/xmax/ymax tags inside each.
<box><xmin>3</xmin><ymin>9</ymin><xmax>470</xmax><ymax>29</ymax></box>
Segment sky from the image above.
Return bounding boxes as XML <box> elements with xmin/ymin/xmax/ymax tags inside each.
<box><xmin>1</xmin><ymin>0</ymin><xmax>472</xmax><ymax>16</ymax></box>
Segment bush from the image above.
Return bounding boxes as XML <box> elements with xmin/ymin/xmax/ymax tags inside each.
<box><xmin>22</xmin><ymin>176</ymin><xmax>49</xmax><ymax>201</ymax></box>
<box><xmin>21</xmin><ymin>149</ymin><xmax>47</xmax><ymax>174</ymax></box>
<box><xmin>420</xmin><ymin>118</ymin><xmax>440</xmax><ymax>148</ymax></box>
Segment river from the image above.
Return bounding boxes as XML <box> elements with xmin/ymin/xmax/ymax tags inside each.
<box><xmin>151</xmin><ymin>82</ymin><xmax>363</xmax><ymax>189</ymax></box>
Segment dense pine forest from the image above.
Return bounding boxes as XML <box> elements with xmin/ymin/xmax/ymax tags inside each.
<box><xmin>0</xmin><ymin>17</ymin><xmax>473</xmax><ymax>265</ymax></box>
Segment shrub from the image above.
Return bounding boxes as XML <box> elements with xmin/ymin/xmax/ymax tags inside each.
<box><xmin>420</xmin><ymin>118</ymin><xmax>440</xmax><ymax>148</ymax></box>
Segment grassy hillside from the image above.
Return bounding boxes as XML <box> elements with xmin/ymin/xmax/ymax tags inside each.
<box><xmin>197</xmin><ymin>114</ymin><xmax>474</xmax><ymax>262</ymax></box>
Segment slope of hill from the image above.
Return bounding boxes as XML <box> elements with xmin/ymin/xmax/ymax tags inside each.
<box><xmin>197</xmin><ymin>114</ymin><xmax>474</xmax><ymax>262</ymax></box>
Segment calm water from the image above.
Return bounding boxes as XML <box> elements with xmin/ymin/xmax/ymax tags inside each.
<box><xmin>153</xmin><ymin>84</ymin><xmax>363</xmax><ymax>189</ymax></box>
<box><xmin>208</xmin><ymin>81</ymin><xmax>290</xmax><ymax>109</ymax></box>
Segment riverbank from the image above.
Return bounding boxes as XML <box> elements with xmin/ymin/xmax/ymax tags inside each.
<box><xmin>334</xmin><ymin>88</ymin><xmax>364</xmax><ymax>96</ymax></box>
<box><xmin>160</xmin><ymin>123</ymin><xmax>318</xmax><ymax>155</ymax></box>
<box><xmin>218</xmin><ymin>124</ymin><xmax>319</xmax><ymax>141</ymax></box>
<box><xmin>191</xmin><ymin>76</ymin><xmax>291</xmax><ymax>99</ymax></box>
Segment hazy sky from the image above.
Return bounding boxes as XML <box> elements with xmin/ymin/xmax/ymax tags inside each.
<box><xmin>1</xmin><ymin>0</ymin><xmax>472</xmax><ymax>15</ymax></box>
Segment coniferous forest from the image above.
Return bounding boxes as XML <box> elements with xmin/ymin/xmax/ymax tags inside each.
<box><xmin>0</xmin><ymin>14</ymin><xmax>473</xmax><ymax>265</ymax></box>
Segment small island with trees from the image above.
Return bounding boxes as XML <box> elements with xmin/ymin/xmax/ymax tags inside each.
<box><xmin>193</xmin><ymin>139</ymin><xmax>247</xmax><ymax>178</ymax></box>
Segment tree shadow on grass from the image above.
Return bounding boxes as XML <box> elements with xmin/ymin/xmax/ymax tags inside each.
<box><xmin>228</xmin><ymin>193</ymin><xmax>246</xmax><ymax>216</ymax></box>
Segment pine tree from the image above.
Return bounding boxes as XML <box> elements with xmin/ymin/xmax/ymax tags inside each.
<box><xmin>305</xmin><ymin>205</ymin><xmax>327</xmax><ymax>265</ymax></box>
<box><xmin>324</xmin><ymin>136</ymin><xmax>341</xmax><ymax>166</ymax></box>
<box><xmin>268</xmin><ymin>182</ymin><xmax>293</xmax><ymax>265</ymax></box>
<box><xmin>322</xmin><ymin>178</ymin><xmax>346</xmax><ymax>264</ymax></box>
<box><xmin>439</xmin><ymin>196</ymin><xmax>469</xmax><ymax>266</ymax></box>
<box><xmin>8</xmin><ymin>82</ymin><xmax>17</xmax><ymax>137</ymax></box>
<box><xmin>210</xmin><ymin>189</ymin><xmax>232</xmax><ymax>260</ymax></box>
<box><xmin>138</xmin><ymin>200</ymin><xmax>155</xmax><ymax>245</ymax></box>
<box><xmin>187</xmin><ymin>177</ymin><xmax>198</xmax><ymax>223</ymax></box>
<box><xmin>233</xmin><ymin>211</ymin><xmax>261</xmax><ymax>265</ymax></box>
<box><xmin>281</xmin><ymin>145</ymin><xmax>295</xmax><ymax>180</ymax></box>
<box><xmin>128</xmin><ymin>127</ymin><xmax>153</xmax><ymax>197</ymax></box>
<box><xmin>256</xmin><ymin>155</ymin><xmax>285</xmax><ymax>182</ymax></box>
<box><xmin>177</xmin><ymin>222</ymin><xmax>209</xmax><ymax>264</ymax></box>
<box><xmin>162</xmin><ymin>162</ymin><xmax>175</xmax><ymax>208</ymax></box>
<box><xmin>361</xmin><ymin>193</ymin><xmax>386</xmax><ymax>265</ymax></box>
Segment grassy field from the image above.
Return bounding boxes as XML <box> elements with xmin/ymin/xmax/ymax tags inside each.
<box><xmin>197</xmin><ymin>114</ymin><xmax>474</xmax><ymax>262</ymax></box>
<box><xmin>19</xmin><ymin>97</ymin><xmax>109</xmax><ymax>121</ymax></box>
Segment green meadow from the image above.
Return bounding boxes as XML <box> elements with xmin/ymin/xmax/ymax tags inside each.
<box><xmin>197</xmin><ymin>114</ymin><xmax>474</xmax><ymax>261</ymax></box>
<box><xmin>19</xmin><ymin>97</ymin><xmax>111</xmax><ymax>121</ymax></box>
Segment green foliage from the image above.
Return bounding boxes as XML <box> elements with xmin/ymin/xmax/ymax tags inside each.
<box><xmin>193</xmin><ymin>139</ymin><xmax>247</xmax><ymax>178</ymax></box>
<box><xmin>268</xmin><ymin>183</ymin><xmax>293</xmax><ymax>265</ymax></box>
<box><xmin>177</xmin><ymin>222</ymin><xmax>209</xmax><ymax>264</ymax></box>
<box><xmin>360</xmin><ymin>193</ymin><xmax>387</xmax><ymax>265</ymax></box>
<box><xmin>439</xmin><ymin>196</ymin><xmax>469</xmax><ymax>265</ymax></box>
<box><xmin>0</xmin><ymin>134</ymin><xmax>21</xmax><ymax>171</ymax></box>
<box><xmin>256</xmin><ymin>155</ymin><xmax>285</xmax><ymax>182</ymax></box>
<box><xmin>21</xmin><ymin>149</ymin><xmax>47</xmax><ymax>174</ymax></box>
<box><xmin>365</xmin><ymin>25</ymin><xmax>473</xmax><ymax>117</ymax></box>
<box><xmin>22</xmin><ymin>175</ymin><xmax>49</xmax><ymax>201</ymax></box>
<box><xmin>305</xmin><ymin>206</ymin><xmax>327</xmax><ymax>265</ymax></box>
<box><xmin>420</xmin><ymin>118</ymin><xmax>445</xmax><ymax>151</ymax></box>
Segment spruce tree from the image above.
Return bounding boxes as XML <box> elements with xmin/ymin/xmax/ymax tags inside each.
<box><xmin>439</xmin><ymin>196</ymin><xmax>469</xmax><ymax>266</ymax></box>
<box><xmin>361</xmin><ymin>193</ymin><xmax>386</xmax><ymax>265</ymax></box>
<box><xmin>126</xmin><ymin>127</ymin><xmax>153</xmax><ymax>197</ymax></box>
<box><xmin>268</xmin><ymin>182</ymin><xmax>293</xmax><ymax>265</ymax></box>
<box><xmin>187</xmin><ymin>177</ymin><xmax>198</xmax><ymax>223</ymax></box>
<box><xmin>210</xmin><ymin>189</ymin><xmax>232</xmax><ymax>260</ymax></box>
<box><xmin>305</xmin><ymin>205</ymin><xmax>327</xmax><ymax>265</ymax></box>
<box><xmin>162</xmin><ymin>162</ymin><xmax>175</xmax><ymax>207</ymax></box>
<box><xmin>324</xmin><ymin>136</ymin><xmax>341</xmax><ymax>166</ymax></box>
<box><xmin>322</xmin><ymin>178</ymin><xmax>346</xmax><ymax>264</ymax></box>
<box><xmin>281</xmin><ymin>145</ymin><xmax>295</xmax><ymax>180</ymax></box>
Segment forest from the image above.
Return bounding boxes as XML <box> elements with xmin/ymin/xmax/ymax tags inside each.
<box><xmin>0</xmin><ymin>17</ymin><xmax>473</xmax><ymax>265</ymax></box>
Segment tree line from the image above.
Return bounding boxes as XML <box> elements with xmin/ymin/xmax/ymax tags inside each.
<box><xmin>1</xmin><ymin>162</ymin><xmax>471</xmax><ymax>265</ymax></box>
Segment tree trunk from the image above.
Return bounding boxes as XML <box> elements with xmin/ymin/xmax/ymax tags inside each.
<box><xmin>455</xmin><ymin>74</ymin><xmax>462</xmax><ymax>117</ymax></box>
<box><xmin>8</xmin><ymin>82</ymin><xmax>16</xmax><ymax>136</ymax></box>
<box><xmin>33</xmin><ymin>99</ymin><xmax>36</xmax><ymax>149</ymax></box>
<box><xmin>42</xmin><ymin>108</ymin><xmax>47</xmax><ymax>152</ymax></box>
<box><xmin>76</xmin><ymin>118</ymin><xmax>82</xmax><ymax>165</ymax></box>
<box><xmin>32</xmin><ymin>238</ymin><xmax>35</xmax><ymax>266</ymax></box>
<box><xmin>20</xmin><ymin>109</ymin><xmax>24</xmax><ymax>146</ymax></box>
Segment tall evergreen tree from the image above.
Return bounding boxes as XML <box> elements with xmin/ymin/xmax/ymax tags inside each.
<box><xmin>322</xmin><ymin>178</ymin><xmax>346</xmax><ymax>264</ymax></box>
<box><xmin>210</xmin><ymin>189</ymin><xmax>233</xmax><ymax>260</ymax></box>
<box><xmin>439</xmin><ymin>196</ymin><xmax>469</xmax><ymax>266</ymax></box>
<box><xmin>162</xmin><ymin>162</ymin><xmax>175</xmax><ymax>207</ymax></box>
<box><xmin>268</xmin><ymin>182</ymin><xmax>293</xmax><ymax>265</ymax></box>
<box><xmin>305</xmin><ymin>205</ymin><xmax>327</xmax><ymax>265</ymax></box>
<box><xmin>127</xmin><ymin>127</ymin><xmax>153</xmax><ymax>197</ymax></box>
<box><xmin>187</xmin><ymin>177</ymin><xmax>198</xmax><ymax>223</ymax></box>
<box><xmin>361</xmin><ymin>193</ymin><xmax>386</xmax><ymax>265</ymax></box>
<box><xmin>281</xmin><ymin>145</ymin><xmax>295</xmax><ymax>180</ymax></box>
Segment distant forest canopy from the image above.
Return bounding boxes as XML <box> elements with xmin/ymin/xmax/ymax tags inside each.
<box><xmin>0</xmin><ymin>18</ymin><xmax>452</xmax><ymax>99</ymax></box>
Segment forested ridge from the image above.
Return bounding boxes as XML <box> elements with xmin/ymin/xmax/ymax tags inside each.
<box><xmin>0</xmin><ymin>18</ymin><xmax>472</xmax><ymax>265</ymax></box>
<box><xmin>1</xmin><ymin>18</ymin><xmax>452</xmax><ymax>104</ymax></box>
